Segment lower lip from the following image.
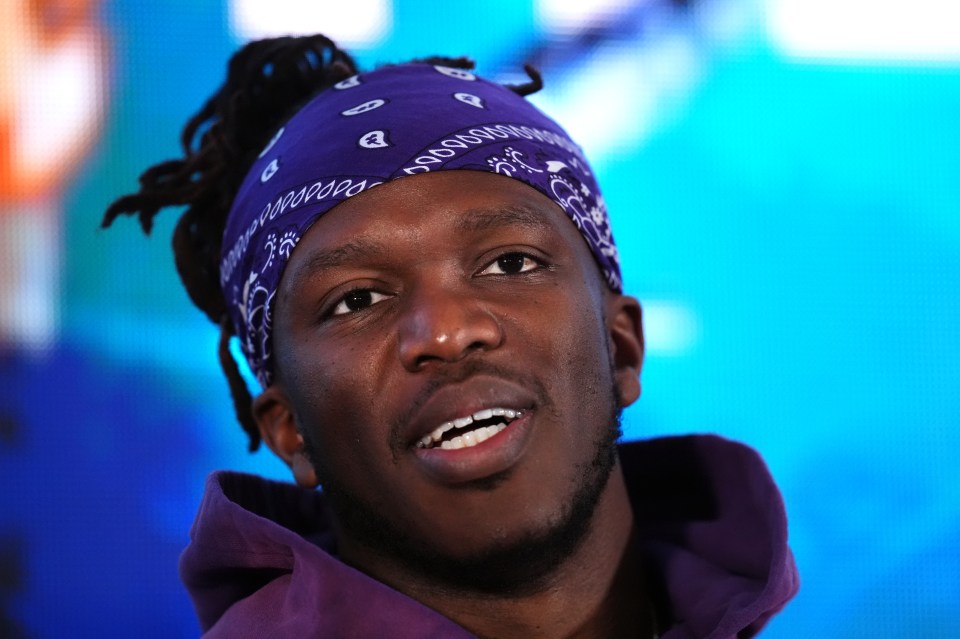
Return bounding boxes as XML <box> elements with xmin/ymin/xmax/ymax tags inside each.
<box><xmin>412</xmin><ymin>412</ymin><xmax>534</xmax><ymax>484</ymax></box>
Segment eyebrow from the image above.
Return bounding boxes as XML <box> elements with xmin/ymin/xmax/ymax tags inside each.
<box><xmin>287</xmin><ymin>238</ymin><xmax>388</xmax><ymax>286</ymax></box>
<box><xmin>454</xmin><ymin>204</ymin><xmax>554</xmax><ymax>234</ymax></box>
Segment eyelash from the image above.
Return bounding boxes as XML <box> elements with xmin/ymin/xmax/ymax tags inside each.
<box><xmin>477</xmin><ymin>251</ymin><xmax>545</xmax><ymax>276</ymax></box>
<box><xmin>328</xmin><ymin>288</ymin><xmax>391</xmax><ymax>317</ymax></box>
<box><xmin>324</xmin><ymin>251</ymin><xmax>547</xmax><ymax>318</ymax></box>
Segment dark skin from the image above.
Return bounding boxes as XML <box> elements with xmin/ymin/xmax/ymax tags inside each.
<box><xmin>252</xmin><ymin>171</ymin><xmax>651</xmax><ymax>638</ymax></box>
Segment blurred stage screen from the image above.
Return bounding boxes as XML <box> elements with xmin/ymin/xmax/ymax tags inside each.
<box><xmin>1</xmin><ymin>1</ymin><xmax>958</xmax><ymax>636</ymax></box>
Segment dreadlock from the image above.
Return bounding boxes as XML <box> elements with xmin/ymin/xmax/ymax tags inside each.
<box><xmin>101</xmin><ymin>34</ymin><xmax>543</xmax><ymax>452</ymax></box>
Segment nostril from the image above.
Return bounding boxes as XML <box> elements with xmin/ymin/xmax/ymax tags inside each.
<box><xmin>408</xmin><ymin>336</ymin><xmax>497</xmax><ymax>371</ymax></box>
<box><xmin>467</xmin><ymin>339</ymin><xmax>490</xmax><ymax>353</ymax></box>
<box><xmin>412</xmin><ymin>353</ymin><xmax>437</xmax><ymax>370</ymax></box>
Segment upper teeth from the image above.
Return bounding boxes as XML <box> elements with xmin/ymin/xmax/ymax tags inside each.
<box><xmin>416</xmin><ymin>407</ymin><xmax>521</xmax><ymax>450</ymax></box>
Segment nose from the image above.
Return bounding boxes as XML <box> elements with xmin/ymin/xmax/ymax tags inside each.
<box><xmin>397</xmin><ymin>283</ymin><xmax>504</xmax><ymax>371</ymax></box>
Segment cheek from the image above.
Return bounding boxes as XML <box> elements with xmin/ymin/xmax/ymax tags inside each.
<box><xmin>277</xmin><ymin>332</ymin><xmax>396</xmax><ymax>472</ymax></box>
<box><xmin>558</xmin><ymin>295</ymin><xmax>615</xmax><ymax>403</ymax></box>
<box><xmin>277</xmin><ymin>318</ymin><xmax>384</xmax><ymax>409</ymax></box>
<box><xmin>544</xmin><ymin>279</ymin><xmax>608</xmax><ymax>359</ymax></box>
<box><xmin>290</xmin><ymin>375</ymin><xmax>389</xmax><ymax>500</ymax></box>
<box><xmin>290</xmin><ymin>354</ymin><xmax>377</xmax><ymax>436</ymax></box>
<box><xmin>510</xmin><ymin>287</ymin><xmax>612</xmax><ymax>406</ymax></box>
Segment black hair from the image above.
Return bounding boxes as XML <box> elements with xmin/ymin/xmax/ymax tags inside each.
<box><xmin>101</xmin><ymin>34</ymin><xmax>543</xmax><ymax>452</ymax></box>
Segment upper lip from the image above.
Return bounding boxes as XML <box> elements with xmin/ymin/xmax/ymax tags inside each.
<box><xmin>401</xmin><ymin>375</ymin><xmax>537</xmax><ymax>449</ymax></box>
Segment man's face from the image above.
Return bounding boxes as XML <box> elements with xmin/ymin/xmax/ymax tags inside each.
<box><xmin>265</xmin><ymin>170</ymin><xmax>642</xmax><ymax>588</ymax></box>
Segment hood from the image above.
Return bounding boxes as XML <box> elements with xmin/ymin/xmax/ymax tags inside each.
<box><xmin>620</xmin><ymin>435</ymin><xmax>799</xmax><ymax>638</ymax></box>
<box><xmin>180</xmin><ymin>435</ymin><xmax>797</xmax><ymax>638</ymax></box>
<box><xmin>179</xmin><ymin>471</ymin><xmax>473</xmax><ymax>638</ymax></box>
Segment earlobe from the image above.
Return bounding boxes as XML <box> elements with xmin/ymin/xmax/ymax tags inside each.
<box><xmin>252</xmin><ymin>386</ymin><xmax>319</xmax><ymax>488</ymax></box>
<box><xmin>290</xmin><ymin>452</ymin><xmax>319</xmax><ymax>489</ymax></box>
<box><xmin>606</xmin><ymin>294</ymin><xmax>644</xmax><ymax>408</ymax></box>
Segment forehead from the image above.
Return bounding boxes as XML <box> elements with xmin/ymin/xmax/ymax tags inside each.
<box><xmin>280</xmin><ymin>170</ymin><xmax>597</xmax><ymax>284</ymax></box>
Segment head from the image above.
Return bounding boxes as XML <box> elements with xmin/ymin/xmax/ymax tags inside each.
<box><xmin>104</xmin><ymin>35</ymin><xmax>644</xmax><ymax>592</ymax></box>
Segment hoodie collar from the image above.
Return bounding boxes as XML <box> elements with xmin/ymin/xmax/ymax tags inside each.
<box><xmin>181</xmin><ymin>435</ymin><xmax>797</xmax><ymax>638</ymax></box>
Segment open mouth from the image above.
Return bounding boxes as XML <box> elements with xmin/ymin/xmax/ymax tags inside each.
<box><xmin>415</xmin><ymin>407</ymin><xmax>524</xmax><ymax>450</ymax></box>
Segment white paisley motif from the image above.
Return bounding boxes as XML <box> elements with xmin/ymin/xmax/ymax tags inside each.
<box><xmin>589</xmin><ymin>205</ymin><xmax>605</xmax><ymax>226</ymax></box>
<box><xmin>549</xmin><ymin>174</ymin><xmax>588</xmax><ymax>217</ymax></box>
<box><xmin>454</xmin><ymin>92</ymin><xmax>485</xmax><ymax>109</ymax></box>
<box><xmin>434</xmin><ymin>66</ymin><xmax>476</xmax><ymax>81</ymax></box>
<box><xmin>261</xmin><ymin>158</ymin><xmax>279</xmax><ymax>183</ymax></box>
<box><xmin>341</xmin><ymin>99</ymin><xmax>387</xmax><ymax>116</ymax></box>
<box><xmin>239</xmin><ymin>272</ymin><xmax>257</xmax><ymax>323</ymax></box>
<box><xmin>549</xmin><ymin>173</ymin><xmax>615</xmax><ymax>278</ymax></box>
<box><xmin>333</xmin><ymin>75</ymin><xmax>362</xmax><ymax>89</ymax></box>
<box><xmin>487</xmin><ymin>155</ymin><xmax>517</xmax><ymax>176</ymax></box>
<box><xmin>245</xmin><ymin>282</ymin><xmax>275</xmax><ymax>387</ymax></box>
<box><xmin>359</xmin><ymin>130</ymin><xmax>390</xmax><ymax>149</ymax></box>
<box><xmin>486</xmin><ymin>147</ymin><xmax>546</xmax><ymax>177</ymax></box>
<box><xmin>278</xmin><ymin>229</ymin><xmax>298</xmax><ymax>260</ymax></box>
<box><xmin>504</xmin><ymin>147</ymin><xmax>543</xmax><ymax>174</ymax></box>
<box><xmin>260</xmin><ymin>231</ymin><xmax>278</xmax><ymax>273</ymax></box>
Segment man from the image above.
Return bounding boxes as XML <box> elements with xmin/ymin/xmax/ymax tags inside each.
<box><xmin>104</xmin><ymin>34</ymin><xmax>797</xmax><ymax>638</ymax></box>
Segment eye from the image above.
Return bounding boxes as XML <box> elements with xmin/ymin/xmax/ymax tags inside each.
<box><xmin>330</xmin><ymin>288</ymin><xmax>390</xmax><ymax>316</ymax></box>
<box><xmin>479</xmin><ymin>252</ymin><xmax>542</xmax><ymax>276</ymax></box>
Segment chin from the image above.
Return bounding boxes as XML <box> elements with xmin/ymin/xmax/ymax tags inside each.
<box><xmin>317</xmin><ymin>409</ymin><xmax>623</xmax><ymax>597</ymax></box>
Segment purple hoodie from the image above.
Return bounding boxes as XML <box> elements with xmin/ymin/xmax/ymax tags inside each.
<box><xmin>181</xmin><ymin>435</ymin><xmax>798</xmax><ymax>637</ymax></box>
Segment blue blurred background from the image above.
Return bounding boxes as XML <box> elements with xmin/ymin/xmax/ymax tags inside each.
<box><xmin>1</xmin><ymin>0</ymin><xmax>957</xmax><ymax>636</ymax></box>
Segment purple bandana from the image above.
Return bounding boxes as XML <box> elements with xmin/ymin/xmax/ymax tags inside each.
<box><xmin>221</xmin><ymin>63</ymin><xmax>621</xmax><ymax>387</ymax></box>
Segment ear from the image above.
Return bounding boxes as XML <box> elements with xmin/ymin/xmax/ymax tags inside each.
<box><xmin>605</xmin><ymin>294</ymin><xmax>644</xmax><ymax>408</ymax></box>
<box><xmin>252</xmin><ymin>386</ymin><xmax>319</xmax><ymax>489</ymax></box>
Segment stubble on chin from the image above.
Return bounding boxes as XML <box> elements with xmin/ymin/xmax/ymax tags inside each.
<box><xmin>303</xmin><ymin>380</ymin><xmax>624</xmax><ymax>599</ymax></box>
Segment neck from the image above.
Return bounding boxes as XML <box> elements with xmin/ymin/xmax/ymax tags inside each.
<box><xmin>369</xmin><ymin>465</ymin><xmax>653</xmax><ymax>639</ymax></box>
